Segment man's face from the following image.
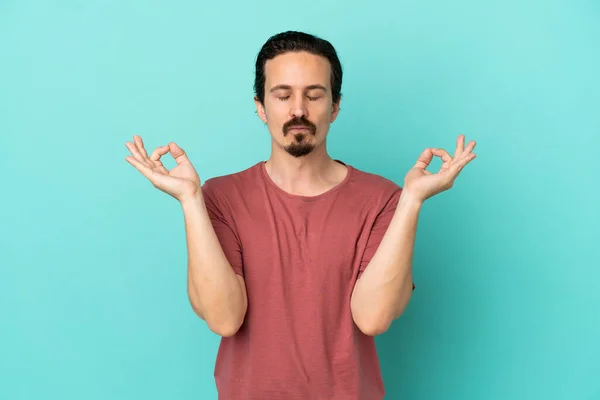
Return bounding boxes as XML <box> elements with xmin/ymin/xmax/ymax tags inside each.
<box><xmin>255</xmin><ymin>51</ymin><xmax>340</xmax><ymax>158</ymax></box>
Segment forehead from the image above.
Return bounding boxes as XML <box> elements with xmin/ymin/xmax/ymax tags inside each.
<box><xmin>264</xmin><ymin>51</ymin><xmax>331</xmax><ymax>89</ymax></box>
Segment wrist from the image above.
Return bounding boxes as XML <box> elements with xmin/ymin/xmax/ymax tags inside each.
<box><xmin>180</xmin><ymin>190</ymin><xmax>204</xmax><ymax>208</ymax></box>
<box><xmin>400</xmin><ymin>189</ymin><xmax>424</xmax><ymax>209</ymax></box>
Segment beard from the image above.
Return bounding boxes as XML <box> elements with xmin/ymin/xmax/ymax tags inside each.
<box><xmin>285</xmin><ymin>133</ymin><xmax>316</xmax><ymax>157</ymax></box>
<box><xmin>282</xmin><ymin>116</ymin><xmax>317</xmax><ymax>158</ymax></box>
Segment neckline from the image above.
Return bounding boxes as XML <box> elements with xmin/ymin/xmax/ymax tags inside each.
<box><xmin>259</xmin><ymin>160</ymin><xmax>354</xmax><ymax>201</ymax></box>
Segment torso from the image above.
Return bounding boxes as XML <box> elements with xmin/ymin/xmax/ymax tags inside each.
<box><xmin>201</xmin><ymin>161</ymin><xmax>402</xmax><ymax>400</ymax></box>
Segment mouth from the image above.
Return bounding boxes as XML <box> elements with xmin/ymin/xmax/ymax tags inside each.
<box><xmin>288</xmin><ymin>126</ymin><xmax>310</xmax><ymax>131</ymax></box>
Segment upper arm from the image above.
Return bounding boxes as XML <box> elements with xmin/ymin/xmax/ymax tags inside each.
<box><xmin>201</xmin><ymin>182</ymin><xmax>248</xmax><ymax>316</ymax></box>
<box><xmin>358</xmin><ymin>187</ymin><xmax>416</xmax><ymax>290</ymax></box>
<box><xmin>358</xmin><ymin>188</ymin><xmax>402</xmax><ymax>275</ymax></box>
<box><xmin>236</xmin><ymin>274</ymin><xmax>248</xmax><ymax>311</ymax></box>
<box><xmin>202</xmin><ymin>181</ymin><xmax>244</xmax><ymax>276</ymax></box>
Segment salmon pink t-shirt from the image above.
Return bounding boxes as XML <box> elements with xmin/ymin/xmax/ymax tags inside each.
<box><xmin>201</xmin><ymin>160</ymin><xmax>414</xmax><ymax>400</ymax></box>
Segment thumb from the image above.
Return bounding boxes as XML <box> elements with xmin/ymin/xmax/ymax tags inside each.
<box><xmin>414</xmin><ymin>148</ymin><xmax>433</xmax><ymax>170</ymax></box>
<box><xmin>168</xmin><ymin>142</ymin><xmax>190</xmax><ymax>165</ymax></box>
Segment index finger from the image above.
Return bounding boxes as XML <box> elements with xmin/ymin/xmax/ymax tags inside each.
<box><xmin>431</xmin><ymin>148</ymin><xmax>453</xmax><ymax>163</ymax></box>
<box><xmin>150</xmin><ymin>145</ymin><xmax>170</xmax><ymax>161</ymax></box>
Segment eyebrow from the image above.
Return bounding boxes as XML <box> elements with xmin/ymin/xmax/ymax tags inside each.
<box><xmin>269</xmin><ymin>84</ymin><xmax>328</xmax><ymax>93</ymax></box>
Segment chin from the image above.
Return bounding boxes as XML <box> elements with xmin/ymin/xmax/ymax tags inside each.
<box><xmin>284</xmin><ymin>143</ymin><xmax>316</xmax><ymax>158</ymax></box>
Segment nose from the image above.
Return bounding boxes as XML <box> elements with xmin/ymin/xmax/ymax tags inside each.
<box><xmin>290</xmin><ymin>95</ymin><xmax>308</xmax><ymax>119</ymax></box>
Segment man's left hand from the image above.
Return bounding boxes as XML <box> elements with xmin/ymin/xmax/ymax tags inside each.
<box><xmin>403</xmin><ymin>134</ymin><xmax>477</xmax><ymax>204</ymax></box>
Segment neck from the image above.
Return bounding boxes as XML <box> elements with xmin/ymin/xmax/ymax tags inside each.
<box><xmin>264</xmin><ymin>142</ymin><xmax>345</xmax><ymax>196</ymax></box>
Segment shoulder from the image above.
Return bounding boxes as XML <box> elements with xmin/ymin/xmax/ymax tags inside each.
<box><xmin>202</xmin><ymin>162</ymin><xmax>261</xmax><ymax>192</ymax></box>
<box><xmin>201</xmin><ymin>162</ymin><xmax>262</xmax><ymax>204</ymax></box>
<box><xmin>346</xmin><ymin>164</ymin><xmax>403</xmax><ymax>206</ymax></box>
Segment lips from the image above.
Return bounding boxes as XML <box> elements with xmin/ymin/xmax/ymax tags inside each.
<box><xmin>283</xmin><ymin>117</ymin><xmax>316</xmax><ymax>136</ymax></box>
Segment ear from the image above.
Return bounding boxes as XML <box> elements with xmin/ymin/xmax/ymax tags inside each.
<box><xmin>330</xmin><ymin>96</ymin><xmax>342</xmax><ymax>123</ymax></box>
<box><xmin>254</xmin><ymin>96</ymin><xmax>267</xmax><ymax>123</ymax></box>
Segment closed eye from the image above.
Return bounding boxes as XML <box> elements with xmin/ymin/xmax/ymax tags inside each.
<box><xmin>277</xmin><ymin>95</ymin><xmax>321</xmax><ymax>101</ymax></box>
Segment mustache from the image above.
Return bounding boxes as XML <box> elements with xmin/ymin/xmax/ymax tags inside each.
<box><xmin>282</xmin><ymin>116</ymin><xmax>316</xmax><ymax>136</ymax></box>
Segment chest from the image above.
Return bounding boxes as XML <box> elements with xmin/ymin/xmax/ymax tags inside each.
<box><xmin>232</xmin><ymin>196</ymin><xmax>376</xmax><ymax>286</ymax></box>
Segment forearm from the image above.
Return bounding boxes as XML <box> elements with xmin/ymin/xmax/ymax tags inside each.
<box><xmin>181</xmin><ymin>193</ymin><xmax>247</xmax><ymax>336</ymax></box>
<box><xmin>351</xmin><ymin>190</ymin><xmax>422</xmax><ymax>336</ymax></box>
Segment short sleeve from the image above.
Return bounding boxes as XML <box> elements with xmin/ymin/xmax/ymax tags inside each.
<box><xmin>201</xmin><ymin>181</ymin><xmax>244</xmax><ymax>276</ymax></box>
<box><xmin>358</xmin><ymin>188</ymin><xmax>415</xmax><ymax>291</ymax></box>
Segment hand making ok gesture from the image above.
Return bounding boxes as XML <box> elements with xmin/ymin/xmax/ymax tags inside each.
<box><xmin>125</xmin><ymin>135</ymin><xmax>201</xmax><ymax>201</ymax></box>
<box><xmin>403</xmin><ymin>134</ymin><xmax>477</xmax><ymax>203</ymax></box>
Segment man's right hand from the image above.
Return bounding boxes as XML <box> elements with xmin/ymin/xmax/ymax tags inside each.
<box><xmin>125</xmin><ymin>135</ymin><xmax>201</xmax><ymax>201</ymax></box>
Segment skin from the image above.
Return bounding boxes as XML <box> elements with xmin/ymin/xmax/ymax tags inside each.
<box><xmin>124</xmin><ymin>50</ymin><xmax>477</xmax><ymax>337</ymax></box>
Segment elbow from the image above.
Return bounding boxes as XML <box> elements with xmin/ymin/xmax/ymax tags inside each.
<box><xmin>352</xmin><ymin>288</ymin><xmax>414</xmax><ymax>336</ymax></box>
<box><xmin>196</xmin><ymin>307</ymin><xmax>245</xmax><ymax>338</ymax></box>
<box><xmin>352</xmin><ymin>296</ymin><xmax>412</xmax><ymax>336</ymax></box>
<box><xmin>207</xmin><ymin>317</ymin><xmax>244</xmax><ymax>337</ymax></box>
<box><xmin>188</xmin><ymin>294</ymin><xmax>245</xmax><ymax>337</ymax></box>
<box><xmin>351</xmin><ymin>292</ymin><xmax>408</xmax><ymax>336</ymax></box>
<box><xmin>352</xmin><ymin>309</ymin><xmax>393</xmax><ymax>337</ymax></box>
<box><xmin>355</xmin><ymin>316</ymin><xmax>392</xmax><ymax>336</ymax></box>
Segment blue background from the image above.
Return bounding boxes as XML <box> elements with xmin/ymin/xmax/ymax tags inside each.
<box><xmin>1</xmin><ymin>0</ymin><xmax>598</xmax><ymax>398</ymax></box>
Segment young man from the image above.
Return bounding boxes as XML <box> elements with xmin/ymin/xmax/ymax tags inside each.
<box><xmin>125</xmin><ymin>31</ymin><xmax>476</xmax><ymax>400</ymax></box>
